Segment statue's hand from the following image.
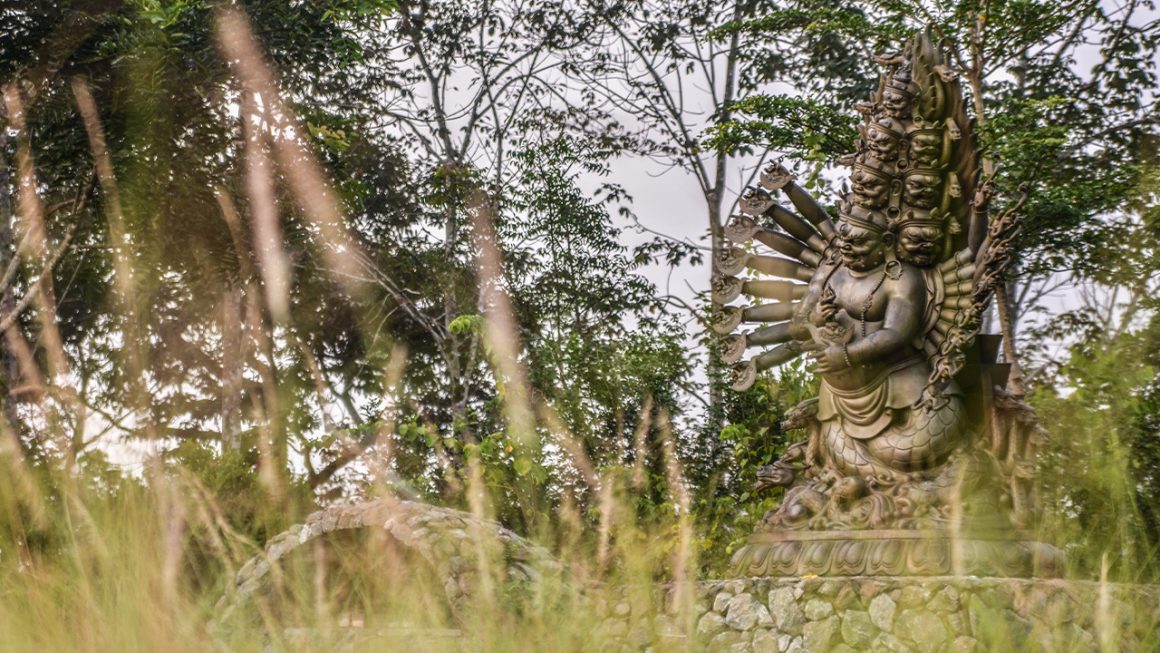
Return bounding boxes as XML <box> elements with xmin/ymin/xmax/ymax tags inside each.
<box><xmin>809</xmin><ymin>344</ymin><xmax>849</xmax><ymax>374</ymax></box>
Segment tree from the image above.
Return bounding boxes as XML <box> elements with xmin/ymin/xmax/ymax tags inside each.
<box><xmin>560</xmin><ymin>0</ymin><xmax>842</xmax><ymax>488</ymax></box>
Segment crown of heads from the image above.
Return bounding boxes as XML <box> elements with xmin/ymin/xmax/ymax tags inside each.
<box><xmin>906</xmin><ymin>127</ymin><xmax>945</xmax><ymax>148</ymax></box>
<box><xmin>866</xmin><ymin>116</ymin><xmax>905</xmax><ymax>141</ymax></box>
<box><xmin>886</xmin><ymin>62</ymin><xmax>914</xmax><ymax>95</ymax></box>
<box><xmin>903</xmin><ymin>164</ymin><xmax>945</xmax><ymax>179</ymax></box>
<box><xmin>853</xmin><ymin>152</ymin><xmax>895</xmax><ymax>180</ymax></box>
<box><xmin>896</xmin><ymin>207</ymin><xmax>945</xmax><ymax>229</ymax></box>
<box><xmin>839</xmin><ymin>201</ymin><xmax>889</xmax><ymax>234</ymax></box>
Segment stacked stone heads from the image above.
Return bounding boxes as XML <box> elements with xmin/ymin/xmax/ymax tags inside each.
<box><xmin>844</xmin><ymin>32</ymin><xmax>979</xmax><ymax>271</ymax></box>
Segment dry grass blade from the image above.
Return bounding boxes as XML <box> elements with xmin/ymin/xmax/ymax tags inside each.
<box><xmin>214</xmin><ymin>7</ymin><xmax>369</xmax><ymax>302</ymax></box>
<box><xmin>242</xmin><ymin>89</ymin><xmax>292</xmax><ymax>323</ymax></box>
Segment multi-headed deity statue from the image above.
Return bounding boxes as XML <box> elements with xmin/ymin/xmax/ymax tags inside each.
<box><xmin>715</xmin><ymin>31</ymin><xmax>1061</xmax><ymax>577</ymax></box>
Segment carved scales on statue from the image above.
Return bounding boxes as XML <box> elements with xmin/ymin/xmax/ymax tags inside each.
<box><xmin>717</xmin><ymin>30</ymin><xmax>1061</xmax><ymax>577</ymax></box>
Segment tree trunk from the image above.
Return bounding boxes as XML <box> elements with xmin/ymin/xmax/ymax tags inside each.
<box><xmin>0</xmin><ymin>120</ymin><xmax>19</xmax><ymax>430</ymax></box>
<box><xmin>221</xmin><ymin>285</ymin><xmax>243</xmax><ymax>450</ymax></box>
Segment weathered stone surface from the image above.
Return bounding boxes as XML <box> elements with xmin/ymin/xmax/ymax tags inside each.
<box><xmin>696</xmin><ymin>611</ymin><xmax>726</xmax><ymax>637</ymax></box>
<box><xmin>803</xmin><ymin>598</ymin><xmax>834</xmax><ymax>620</ymax></box>
<box><xmin>709</xmin><ymin>630</ymin><xmax>751</xmax><ymax>652</ymax></box>
<box><xmin>564</xmin><ymin>578</ymin><xmax>1160</xmax><ymax>653</ymax></box>
<box><xmin>870</xmin><ymin>632</ymin><xmax>913</xmax><ymax>653</ymax></box>
<box><xmin>896</xmin><ymin>609</ymin><xmax>948</xmax><ymax>651</ymax></box>
<box><xmin>945</xmin><ymin>609</ymin><xmax>968</xmax><ymax>636</ymax></box>
<box><xmin>802</xmin><ymin>615</ymin><xmax>840</xmax><ymax>651</ymax></box>
<box><xmin>951</xmin><ymin>635</ymin><xmax>978</xmax><ymax>652</ymax></box>
<box><xmin>929</xmin><ymin>585</ymin><xmax>961</xmax><ymax>613</ymax></box>
<box><xmin>768</xmin><ymin>587</ymin><xmax>805</xmax><ymax>634</ymax></box>
<box><xmin>224</xmin><ymin>507</ymin><xmax>1160</xmax><ymax>653</ymax></box>
<box><xmin>869</xmin><ymin>593</ymin><xmax>897</xmax><ymax>631</ymax></box>
<box><xmin>751</xmin><ymin>629</ymin><xmax>778</xmax><ymax>653</ymax></box>
<box><xmin>841</xmin><ymin>609</ymin><xmax>876</xmax><ymax>648</ymax></box>
<box><xmin>723</xmin><ymin>579</ymin><xmax>747</xmax><ymax>595</ymax></box>
<box><xmin>898</xmin><ymin>584</ymin><xmax>933</xmax><ymax>608</ymax></box>
<box><xmin>818</xmin><ymin>580</ymin><xmax>845</xmax><ymax>597</ymax></box>
<box><xmin>725</xmin><ymin>593</ymin><xmax>773</xmax><ymax>631</ymax></box>
<box><xmin>598</xmin><ymin>618</ymin><xmax>627</xmax><ymax>638</ymax></box>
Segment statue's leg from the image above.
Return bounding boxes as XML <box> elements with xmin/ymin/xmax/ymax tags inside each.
<box><xmin>868</xmin><ymin>395</ymin><xmax>968</xmax><ymax>472</ymax></box>
<box><xmin>821</xmin><ymin>418</ymin><xmax>895</xmax><ymax>478</ymax></box>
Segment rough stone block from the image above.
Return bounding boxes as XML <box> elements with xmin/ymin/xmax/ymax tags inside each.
<box><xmin>896</xmin><ymin>609</ymin><xmax>948</xmax><ymax>652</ymax></box>
<box><xmin>697</xmin><ymin>611</ymin><xmax>726</xmax><ymax>637</ymax></box>
<box><xmin>929</xmin><ymin>585</ymin><xmax>961</xmax><ymax>613</ymax></box>
<box><xmin>709</xmin><ymin>630</ymin><xmax>751</xmax><ymax>652</ymax></box>
<box><xmin>725</xmin><ymin>593</ymin><xmax>773</xmax><ymax>631</ymax></box>
<box><xmin>898</xmin><ymin>584</ymin><xmax>933</xmax><ymax>608</ymax></box>
<box><xmin>841</xmin><ymin>609</ymin><xmax>876</xmax><ymax>648</ymax></box>
<box><xmin>951</xmin><ymin>635</ymin><xmax>979</xmax><ymax>652</ymax></box>
<box><xmin>751</xmin><ymin>629</ymin><xmax>778</xmax><ymax>653</ymax></box>
<box><xmin>768</xmin><ymin>587</ymin><xmax>805</xmax><ymax>634</ymax></box>
<box><xmin>714</xmin><ymin>591</ymin><xmax>734</xmax><ymax>613</ymax></box>
<box><xmin>870</xmin><ymin>632</ymin><xmax>913</xmax><ymax>652</ymax></box>
<box><xmin>869</xmin><ymin>593</ymin><xmax>897</xmax><ymax>631</ymax></box>
<box><xmin>802</xmin><ymin>615</ymin><xmax>840</xmax><ymax>651</ymax></box>
<box><xmin>804</xmin><ymin>598</ymin><xmax>834</xmax><ymax>620</ymax></box>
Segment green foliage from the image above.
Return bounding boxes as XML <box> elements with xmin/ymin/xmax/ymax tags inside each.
<box><xmin>696</xmin><ymin>360</ymin><xmax>817</xmax><ymax>574</ymax></box>
<box><xmin>1033</xmin><ymin>311</ymin><xmax>1160</xmax><ymax>579</ymax></box>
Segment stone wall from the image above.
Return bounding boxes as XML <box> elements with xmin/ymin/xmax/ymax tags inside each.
<box><xmin>603</xmin><ymin>576</ymin><xmax>1160</xmax><ymax>652</ymax></box>
<box><xmin>218</xmin><ymin>500</ymin><xmax>1160</xmax><ymax>651</ymax></box>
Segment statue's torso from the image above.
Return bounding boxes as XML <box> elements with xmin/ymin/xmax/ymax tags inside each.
<box><xmin>804</xmin><ymin>262</ymin><xmax>927</xmax><ymax>391</ymax></box>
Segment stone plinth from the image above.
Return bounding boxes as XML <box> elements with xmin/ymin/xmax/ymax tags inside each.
<box><xmin>602</xmin><ymin>577</ymin><xmax>1160</xmax><ymax>652</ymax></box>
<box><xmin>731</xmin><ymin>531</ymin><xmax>1065</xmax><ymax>578</ymax></box>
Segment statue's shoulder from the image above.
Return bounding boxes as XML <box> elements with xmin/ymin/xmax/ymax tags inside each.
<box><xmin>887</xmin><ymin>261</ymin><xmax>926</xmax><ymax>294</ymax></box>
<box><xmin>808</xmin><ymin>257</ymin><xmax>840</xmax><ymax>284</ymax></box>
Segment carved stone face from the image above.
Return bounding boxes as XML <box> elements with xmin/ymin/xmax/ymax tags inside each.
<box><xmin>851</xmin><ymin>169</ymin><xmax>889</xmax><ymax>209</ymax></box>
<box><xmin>865</xmin><ymin>126</ymin><xmax>899</xmax><ymax>161</ymax></box>
<box><xmin>898</xmin><ymin>224</ymin><xmax>943</xmax><ymax>267</ymax></box>
<box><xmin>838</xmin><ymin>221</ymin><xmax>887</xmax><ymax>271</ymax></box>
<box><xmin>881</xmin><ymin>88</ymin><xmax>911</xmax><ymax>119</ymax></box>
<box><xmin>909</xmin><ymin>132</ymin><xmax>942</xmax><ymax>167</ymax></box>
<box><xmin>904</xmin><ymin>172</ymin><xmax>942</xmax><ymax>208</ymax></box>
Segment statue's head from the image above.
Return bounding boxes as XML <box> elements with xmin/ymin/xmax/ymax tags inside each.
<box><xmin>907</xmin><ymin>130</ymin><xmax>944</xmax><ymax>168</ymax></box>
<box><xmin>881</xmin><ymin>63</ymin><xmax>914</xmax><ymax>119</ymax></box>
<box><xmin>837</xmin><ymin>205</ymin><xmax>892</xmax><ymax>272</ymax></box>
<box><xmin>851</xmin><ymin>161</ymin><xmax>891</xmax><ymax>210</ymax></box>
<box><xmin>864</xmin><ymin>119</ymin><xmax>903</xmax><ymax>161</ymax></box>
<box><xmin>903</xmin><ymin>169</ymin><xmax>942</xmax><ymax>209</ymax></box>
<box><xmin>894</xmin><ymin>209</ymin><xmax>946</xmax><ymax>267</ymax></box>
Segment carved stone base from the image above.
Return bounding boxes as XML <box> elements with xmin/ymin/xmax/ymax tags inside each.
<box><xmin>730</xmin><ymin>529</ymin><xmax>1064</xmax><ymax>578</ymax></box>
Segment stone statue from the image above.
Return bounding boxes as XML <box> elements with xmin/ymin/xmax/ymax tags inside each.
<box><xmin>716</xmin><ymin>30</ymin><xmax>1061</xmax><ymax>577</ymax></box>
